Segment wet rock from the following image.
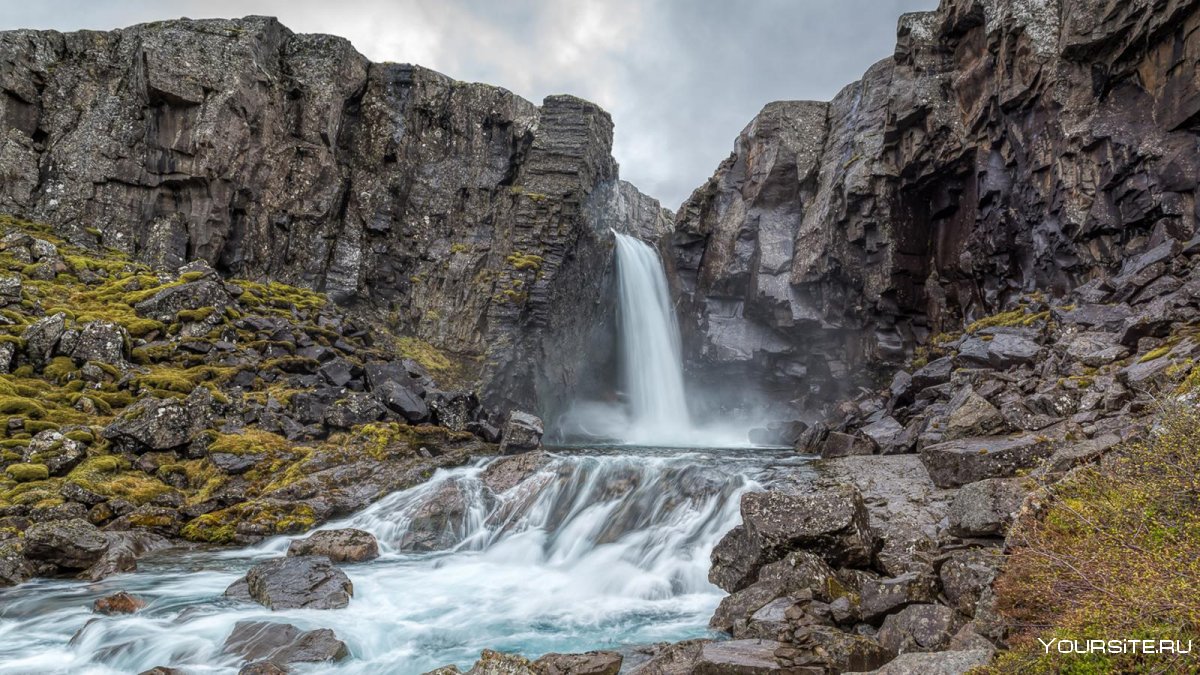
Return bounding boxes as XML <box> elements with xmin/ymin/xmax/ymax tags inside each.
<box><xmin>23</xmin><ymin>518</ymin><xmax>110</xmax><ymax>569</ymax></box>
<box><xmin>846</xmin><ymin>649</ymin><xmax>992</xmax><ymax>674</ymax></box>
<box><xmin>238</xmin><ymin>663</ymin><xmax>289</xmax><ymax>675</ymax></box>
<box><xmin>463</xmin><ymin>649</ymin><xmax>537</xmax><ymax>674</ymax></box>
<box><xmin>939</xmin><ymin>549</ymin><xmax>1004</xmax><ymax>618</ymax></box>
<box><xmin>782</xmin><ymin>625</ymin><xmax>891</xmax><ymax>672</ymax></box>
<box><xmin>223</xmin><ymin>620</ymin><xmax>349</xmax><ymax>667</ymax></box>
<box><xmin>940</xmin><ymin>391</ymin><xmax>1006</xmax><ymax>441</ymax></box>
<box><xmin>948</xmin><ymin>478</ymin><xmax>1027</xmax><ymax>537</ymax></box>
<box><xmin>1052</xmin><ymin>304</ymin><xmax>1132</xmax><ymax>332</ymax></box>
<box><xmin>429</xmin><ymin>391</ymin><xmax>480</xmax><ymax>432</ymax></box>
<box><xmin>235</xmin><ymin>556</ymin><xmax>353</xmax><ymax>610</ymax></box>
<box><xmin>739</xmin><ymin>486</ymin><xmax>875</xmax><ymax>567</ymax></box>
<box><xmin>499</xmin><ymin>410</ymin><xmax>543</xmax><ymax>454</ymax></box>
<box><xmin>860</xmin><ymin>417</ymin><xmax>914</xmax><ymax>455</ymax></box>
<box><xmin>139</xmin><ymin>668</ymin><xmax>187</xmax><ymax>675</ymax></box>
<box><xmin>876</xmin><ymin>604</ymin><xmax>963</xmax><ymax>655</ymax></box>
<box><xmin>480</xmin><ymin>451</ymin><xmax>550</xmax><ymax>494</ymax></box>
<box><xmin>956</xmin><ymin>334</ymin><xmax>1041</xmax><ymax>370</ymax></box>
<box><xmin>82</xmin><ymin>531</ymin><xmax>171</xmax><ymax>581</ymax></box>
<box><xmin>398</xmin><ymin>482</ymin><xmax>466</xmax><ymax>552</ymax></box>
<box><xmin>1064</xmin><ymin>331</ymin><xmax>1129</xmax><ymax>367</ymax></box>
<box><xmin>287</xmin><ymin>528</ymin><xmax>379</xmax><ymax>563</ymax></box>
<box><xmin>694</xmin><ymin>639</ymin><xmax>784</xmax><ymax>673</ymax></box>
<box><xmin>710</xmin><ymin>525</ymin><xmax>770</xmax><ymax>593</ymax></box>
<box><xmin>531</xmin><ymin>650</ymin><xmax>622</xmax><ymax>675</ymax></box>
<box><xmin>919</xmin><ymin>434</ymin><xmax>1054</xmax><ymax>488</ymax></box>
<box><xmin>711</xmin><ymin>550</ymin><xmax>839</xmax><ymax>632</ymax></box>
<box><xmin>93</xmin><ymin>591</ymin><xmax>147</xmax><ymax>615</ymax></box>
<box><xmin>820</xmin><ymin>431</ymin><xmax>877</xmax><ymax>458</ymax></box>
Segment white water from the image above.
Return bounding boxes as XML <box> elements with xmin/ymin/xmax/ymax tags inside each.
<box><xmin>0</xmin><ymin>448</ymin><xmax>810</xmax><ymax>675</ymax></box>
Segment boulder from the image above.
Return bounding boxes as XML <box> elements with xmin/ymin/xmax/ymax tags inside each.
<box><xmin>531</xmin><ymin>650</ymin><xmax>622</xmax><ymax>675</ymax></box>
<box><xmin>1064</xmin><ymin>331</ymin><xmax>1129</xmax><ymax>367</ymax></box>
<box><xmin>235</xmin><ymin>556</ymin><xmax>353</xmax><ymax>610</ymax></box>
<box><xmin>876</xmin><ymin>604</ymin><xmax>963</xmax><ymax>655</ymax></box>
<box><xmin>499</xmin><ymin>410</ymin><xmax>543</xmax><ymax>454</ymax></box>
<box><xmin>93</xmin><ymin>591</ymin><xmax>146</xmax><ymax>615</ymax></box>
<box><xmin>695</xmin><ymin>639</ymin><xmax>784</xmax><ymax>674</ymax></box>
<box><xmin>956</xmin><ymin>334</ymin><xmax>1041</xmax><ymax>369</ymax></box>
<box><xmin>0</xmin><ymin>539</ymin><xmax>31</xmax><ymax>586</ymax></box>
<box><xmin>1052</xmin><ymin>304</ymin><xmax>1132</xmax><ymax>332</ymax></box>
<box><xmin>845</xmin><ymin>649</ymin><xmax>992</xmax><ymax>674</ymax></box>
<box><xmin>911</xmin><ymin>357</ymin><xmax>953</xmax><ymax>391</ymax></box>
<box><xmin>104</xmin><ymin>396</ymin><xmax>193</xmax><ymax>452</ymax></box>
<box><xmin>860</xmin><ymin>417</ymin><xmax>914</xmax><ymax>454</ymax></box>
<box><xmin>287</xmin><ymin>528</ymin><xmax>379</xmax><ymax>563</ymax></box>
<box><xmin>710</xmin><ymin>525</ymin><xmax>771</xmax><ymax>593</ymax></box>
<box><xmin>23</xmin><ymin>518</ymin><xmax>109</xmax><ymax>569</ymax></box>
<box><xmin>939</xmin><ymin>548</ymin><xmax>1004</xmax><ymax>617</ymax></box>
<box><xmin>858</xmin><ymin>571</ymin><xmax>938</xmax><ymax>624</ymax></box>
<box><xmin>920</xmin><ymin>434</ymin><xmax>1054</xmax><ymax>488</ymax></box>
<box><xmin>375</xmin><ymin>380</ymin><xmax>430</xmax><ymax>422</ymax></box>
<box><xmin>739</xmin><ymin>486</ymin><xmax>875</xmax><ymax>567</ymax></box>
<box><xmin>428</xmin><ymin>391</ymin><xmax>480</xmax><ymax>432</ymax></box>
<box><xmin>70</xmin><ymin>320</ymin><xmax>129</xmax><ymax>365</ymax></box>
<box><xmin>948</xmin><ymin>478</ymin><xmax>1027</xmax><ymax>537</ymax></box>
<box><xmin>820</xmin><ymin>431</ymin><xmax>877</xmax><ymax>458</ymax></box>
<box><xmin>23</xmin><ymin>430</ymin><xmax>85</xmax><ymax>476</ymax></box>
<box><xmin>323</xmin><ymin>393</ymin><xmax>385</xmax><ymax>428</ymax></box>
<box><xmin>940</xmin><ymin>392</ymin><xmax>1006</xmax><ymax>441</ymax></box>
<box><xmin>781</xmin><ymin>625</ymin><xmax>891</xmax><ymax>672</ymax></box>
<box><xmin>134</xmin><ymin>279</ymin><xmax>230</xmax><ymax>323</ymax></box>
<box><xmin>82</xmin><ymin>530</ymin><xmax>171</xmax><ymax>581</ymax></box>
<box><xmin>21</xmin><ymin>312</ymin><xmax>67</xmax><ymax>364</ymax></box>
<box><xmin>398</xmin><ymin>482</ymin><xmax>466</xmax><ymax>552</ymax></box>
<box><xmin>480</xmin><ymin>451</ymin><xmax>551</xmax><ymax>494</ymax></box>
<box><xmin>223</xmin><ymin>620</ymin><xmax>349</xmax><ymax>667</ymax></box>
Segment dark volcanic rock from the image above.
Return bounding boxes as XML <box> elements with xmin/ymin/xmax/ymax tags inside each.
<box><xmin>499</xmin><ymin>410</ymin><xmax>544</xmax><ymax>454</ymax></box>
<box><xmin>920</xmin><ymin>434</ymin><xmax>1054</xmax><ymax>489</ymax></box>
<box><xmin>876</xmin><ymin>604</ymin><xmax>963</xmax><ymax>655</ymax></box>
<box><xmin>738</xmin><ymin>486</ymin><xmax>876</xmax><ymax>568</ymax></box>
<box><xmin>23</xmin><ymin>518</ymin><xmax>109</xmax><ymax>570</ymax></box>
<box><xmin>235</xmin><ymin>556</ymin><xmax>353</xmax><ymax>610</ymax></box>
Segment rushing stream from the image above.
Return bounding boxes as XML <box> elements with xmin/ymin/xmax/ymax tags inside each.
<box><xmin>0</xmin><ymin>447</ymin><xmax>810</xmax><ymax>674</ymax></box>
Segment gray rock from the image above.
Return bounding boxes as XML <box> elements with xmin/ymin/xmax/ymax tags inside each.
<box><xmin>939</xmin><ymin>549</ymin><xmax>1004</xmax><ymax>617</ymax></box>
<box><xmin>821</xmin><ymin>431</ymin><xmax>878</xmax><ymax>458</ymax></box>
<box><xmin>480</xmin><ymin>451</ymin><xmax>550</xmax><ymax>494</ymax></box>
<box><xmin>134</xmin><ymin>280</ymin><xmax>230</xmax><ymax>324</ymax></box>
<box><xmin>845</xmin><ymin>649</ymin><xmax>992</xmax><ymax>674</ymax></box>
<box><xmin>223</xmin><ymin>620</ymin><xmax>349</xmax><ymax>666</ymax></box>
<box><xmin>398</xmin><ymin>482</ymin><xmax>466</xmax><ymax>552</ymax></box>
<box><xmin>499</xmin><ymin>410</ymin><xmax>544</xmax><ymax>454</ymax></box>
<box><xmin>956</xmin><ymin>334</ymin><xmax>1041</xmax><ymax>370</ymax></box>
<box><xmin>23</xmin><ymin>429</ymin><xmax>85</xmax><ymax>476</ymax></box>
<box><xmin>70</xmin><ymin>320</ymin><xmax>129</xmax><ymax>365</ymax></box>
<box><xmin>23</xmin><ymin>518</ymin><xmax>109</xmax><ymax>569</ymax></box>
<box><xmin>21</xmin><ymin>312</ymin><xmax>66</xmax><ymax>364</ymax></box>
<box><xmin>739</xmin><ymin>486</ymin><xmax>876</xmax><ymax>567</ymax></box>
<box><xmin>1063</xmin><ymin>331</ymin><xmax>1129</xmax><ymax>367</ymax></box>
<box><xmin>940</xmin><ymin>392</ymin><xmax>1006</xmax><ymax>441</ymax></box>
<box><xmin>876</xmin><ymin>604</ymin><xmax>963</xmax><ymax>654</ymax></box>
<box><xmin>103</xmin><ymin>396</ymin><xmax>197</xmax><ymax>452</ymax></box>
<box><xmin>861</xmin><ymin>417</ymin><xmax>914</xmax><ymax>455</ymax></box>
<box><xmin>920</xmin><ymin>434</ymin><xmax>1054</xmax><ymax>488</ymax></box>
<box><xmin>323</xmin><ymin>393</ymin><xmax>385</xmax><ymax>428</ymax></box>
<box><xmin>695</xmin><ymin>639</ymin><xmax>784</xmax><ymax>674</ymax></box>
<box><xmin>236</xmin><ymin>556</ymin><xmax>353</xmax><ymax>610</ymax></box>
<box><xmin>375</xmin><ymin>381</ymin><xmax>430</xmax><ymax>422</ymax></box>
<box><xmin>911</xmin><ymin>358</ymin><xmax>953</xmax><ymax>391</ymax></box>
<box><xmin>0</xmin><ymin>539</ymin><xmax>31</xmax><ymax>586</ymax></box>
<box><xmin>948</xmin><ymin>478</ymin><xmax>1027</xmax><ymax>537</ymax></box>
<box><xmin>287</xmin><ymin>529</ymin><xmax>379</xmax><ymax>563</ymax></box>
<box><xmin>858</xmin><ymin>571</ymin><xmax>938</xmax><ymax>624</ymax></box>
<box><xmin>531</xmin><ymin>650</ymin><xmax>622</xmax><ymax>675</ymax></box>
<box><xmin>709</xmin><ymin>525</ymin><xmax>771</xmax><ymax>593</ymax></box>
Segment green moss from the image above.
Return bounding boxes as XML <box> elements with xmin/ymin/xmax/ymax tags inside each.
<box><xmin>42</xmin><ymin>356</ymin><xmax>77</xmax><ymax>384</ymax></box>
<box><xmin>967</xmin><ymin>307</ymin><xmax>1049</xmax><ymax>333</ymax></box>
<box><xmin>176</xmin><ymin>307</ymin><xmax>215</xmax><ymax>323</ymax></box>
<box><xmin>1138</xmin><ymin>345</ymin><xmax>1171</xmax><ymax>363</ymax></box>
<box><xmin>124</xmin><ymin>318</ymin><xmax>166</xmax><ymax>338</ymax></box>
<box><xmin>506</xmin><ymin>252</ymin><xmax>544</xmax><ymax>271</ymax></box>
<box><xmin>6</xmin><ymin>463</ymin><xmax>49</xmax><ymax>482</ymax></box>
<box><xmin>0</xmin><ymin>397</ymin><xmax>45</xmax><ymax>418</ymax></box>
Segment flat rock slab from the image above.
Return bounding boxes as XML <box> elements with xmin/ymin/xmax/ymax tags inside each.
<box><xmin>287</xmin><ymin>529</ymin><xmax>379</xmax><ymax>563</ymax></box>
<box><xmin>845</xmin><ymin>648</ymin><xmax>992</xmax><ymax>674</ymax></box>
<box><xmin>920</xmin><ymin>434</ymin><xmax>1054</xmax><ymax>488</ymax></box>
<box><xmin>695</xmin><ymin>639</ymin><xmax>783</xmax><ymax>674</ymax></box>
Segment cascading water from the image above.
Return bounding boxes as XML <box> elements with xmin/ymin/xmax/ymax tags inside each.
<box><xmin>0</xmin><ymin>449</ymin><xmax>811</xmax><ymax>674</ymax></box>
<box><xmin>612</xmin><ymin>232</ymin><xmax>692</xmax><ymax>444</ymax></box>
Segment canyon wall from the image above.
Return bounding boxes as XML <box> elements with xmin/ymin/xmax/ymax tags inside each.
<box><xmin>0</xmin><ymin>16</ymin><xmax>671</xmax><ymax>414</ymax></box>
<box><xmin>674</xmin><ymin>0</ymin><xmax>1200</xmax><ymax>410</ymax></box>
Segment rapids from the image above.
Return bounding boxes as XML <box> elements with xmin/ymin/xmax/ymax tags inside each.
<box><xmin>0</xmin><ymin>447</ymin><xmax>811</xmax><ymax>674</ymax></box>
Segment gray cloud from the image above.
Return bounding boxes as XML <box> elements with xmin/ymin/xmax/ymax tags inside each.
<box><xmin>2</xmin><ymin>0</ymin><xmax>936</xmax><ymax>209</ymax></box>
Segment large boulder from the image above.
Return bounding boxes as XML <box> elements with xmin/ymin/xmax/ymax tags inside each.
<box><xmin>21</xmin><ymin>312</ymin><xmax>66</xmax><ymax>364</ymax></box>
<box><xmin>531</xmin><ymin>650</ymin><xmax>622</xmax><ymax>675</ymax></box>
<box><xmin>876</xmin><ymin>604</ymin><xmax>963</xmax><ymax>655</ymax></box>
<box><xmin>398</xmin><ymin>481</ymin><xmax>467</xmax><ymax>552</ymax></box>
<box><xmin>103</xmin><ymin>396</ymin><xmax>194</xmax><ymax>452</ymax></box>
<box><xmin>940</xmin><ymin>392</ymin><xmax>1006</xmax><ymax>441</ymax></box>
<box><xmin>23</xmin><ymin>518</ymin><xmax>109</xmax><ymax>569</ymax></box>
<box><xmin>374</xmin><ymin>380</ymin><xmax>430</xmax><ymax>422</ymax></box>
<box><xmin>820</xmin><ymin>431</ymin><xmax>877</xmax><ymax>458</ymax></box>
<box><xmin>709</xmin><ymin>525</ymin><xmax>771</xmax><ymax>593</ymax></box>
<box><xmin>499</xmin><ymin>410</ymin><xmax>543</xmax><ymax>454</ymax></box>
<box><xmin>694</xmin><ymin>639</ymin><xmax>784</xmax><ymax>674</ymax></box>
<box><xmin>323</xmin><ymin>393</ymin><xmax>385</xmax><ymax>428</ymax></box>
<box><xmin>287</xmin><ymin>529</ymin><xmax>379</xmax><ymax>563</ymax></box>
<box><xmin>233</xmin><ymin>556</ymin><xmax>353</xmax><ymax>610</ymax></box>
<box><xmin>739</xmin><ymin>486</ymin><xmax>876</xmax><ymax>567</ymax></box>
<box><xmin>71</xmin><ymin>320</ymin><xmax>129</xmax><ymax>365</ymax></box>
<box><xmin>938</xmin><ymin>548</ymin><xmax>1004</xmax><ymax>618</ymax></box>
<box><xmin>845</xmin><ymin>649</ymin><xmax>992</xmax><ymax>675</ymax></box>
<box><xmin>133</xmin><ymin>279</ymin><xmax>230</xmax><ymax>323</ymax></box>
<box><xmin>956</xmin><ymin>333</ymin><xmax>1041</xmax><ymax>369</ymax></box>
<box><xmin>858</xmin><ymin>571</ymin><xmax>939</xmax><ymax>624</ymax></box>
<box><xmin>911</xmin><ymin>357</ymin><xmax>953</xmax><ymax>391</ymax></box>
<box><xmin>223</xmin><ymin>620</ymin><xmax>349</xmax><ymax>667</ymax></box>
<box><xmin>920</xmin><ymin>434</ymin><xmax>1054</xmax><ymax>488</ymax></box>
<box><xmin>947</xmin><ymin>478</ymin><xmax>1027</xmax><ymax>537</ymax></box>
<box><xmin>23</xmin><ymin>429</ymin><xmax>85</xmax><ymax>476</ymax></box>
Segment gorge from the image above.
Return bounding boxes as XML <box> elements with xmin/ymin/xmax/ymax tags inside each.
<box><xmin>1</xmin><ymin>0</ymin><xmax>1199</xmax><ymax>673</ymax></box>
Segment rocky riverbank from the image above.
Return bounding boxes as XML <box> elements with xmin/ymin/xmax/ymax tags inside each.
<box><xmin>0</xmin><ymin>216</ymin><xmax>544</xmax><ymax>587</ymax></box>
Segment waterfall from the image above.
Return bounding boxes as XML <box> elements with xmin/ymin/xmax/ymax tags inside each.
<box><xmin>612</xmin><ymin>232</ymin><xmax>692</xmax><ymax>444</ymax></box>
<box><xmin>0</xmin><ymin>449</ymin><xmax>811</xmax><ymax>674</ymax></box>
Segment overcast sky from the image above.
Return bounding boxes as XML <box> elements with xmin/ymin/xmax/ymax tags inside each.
<box><xmin>2</xmin><ymin>0</ymin><xmax>936</xmax><ymax>209</ymax></box>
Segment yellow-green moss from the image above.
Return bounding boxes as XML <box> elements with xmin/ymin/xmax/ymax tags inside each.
<box><xmin>0</xmin><ymin>397</ymin><xmax>45</xmax><ymax>418</ymax></box>
<box><xmin>1138</xmin><ymin>345</ymin><xmax>1171</xmax><ymax>363</ymax></box>
<box><xmin>967</xmin><ymin>308</ymin><xmax>1049</xmax><ymax>333</ymax></box>
<box><xmin>6</xmin><ymin>463</ymin><xmax>49</xmax><ymax>482</ymax></box>
<box><xmin>506</xmin><ymin>253</ymin><xmax>544</xmax><ymax>271</ymax></box>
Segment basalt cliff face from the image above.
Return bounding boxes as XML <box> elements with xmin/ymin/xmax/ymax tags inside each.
<box><xmin>675</xmin><ymin>0</ymin><xmax>1200</xmax><ymax>410</ymax></box>
<box><xmin>0</xmin><ymin>16</ymin><xmax>670</xmax><ymax>416</ymax></box>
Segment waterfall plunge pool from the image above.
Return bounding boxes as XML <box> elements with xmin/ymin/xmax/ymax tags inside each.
<box><xmin>0</xmin><ymin>446</ymin><xmax>813</xmax><ymax>675</ymax></box>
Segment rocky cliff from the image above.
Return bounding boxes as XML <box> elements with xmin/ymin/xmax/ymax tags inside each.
<box><xmin>674</xmin><ymin>0</ymin><xmax>1200</xmax><ymax>411</ymax></box>
<box><xmin>0</xmin><ymin>16</ymin><xmax>670</xmax><ymax>417</ymax></box>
